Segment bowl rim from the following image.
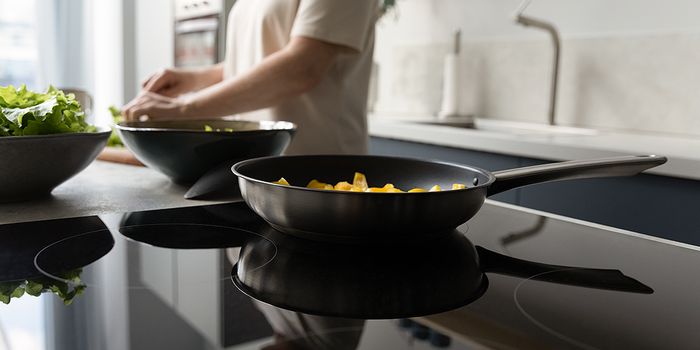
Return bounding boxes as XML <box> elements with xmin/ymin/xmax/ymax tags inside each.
<box><xmin>0</xmin><ymin>125</ymin><xmax>111</xmax><ymax>141</ymax></box>
<box><xmin>115</xmin><ymin>119</ymin><xmax>297</xmax><ymax>134</ymax></box>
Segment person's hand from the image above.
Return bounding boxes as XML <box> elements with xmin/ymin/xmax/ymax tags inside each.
<box><xmin>140</xmin><ymin>68</ymin><xmax>198</xmax><ymax>98</ymax></box>
<box><xmin>121</xmin><ymin>91</ymin><xmax>187</xmax><ymax>121</ymax></box>
<box><xmin>261</xmin><ymin>338</ymin><xmax>307</xmax><ymax>350</ymax></box>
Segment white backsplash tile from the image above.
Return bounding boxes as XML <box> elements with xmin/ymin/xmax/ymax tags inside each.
<box><xmin>375</xmin><ymin>32</ymin><xmax>700</xmax><ymax>137</ymax></box>
<box><xmin>387</xmin><ymin>45</ymin><xmax>446</xmax><ymax>115</ymax></box>
<box><xmin>558</xmin><ymin>32</ymin><xmax>700</xmax><ymax>136</ymax></box>
<box><xmin>467</xmin><ymin>39</ymin><xmax>551</xmax><ymax>123</ymax></box>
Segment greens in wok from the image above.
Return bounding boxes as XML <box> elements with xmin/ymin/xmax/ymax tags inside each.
<box><xmin>0</xmin><ymin>84</ymin><xmax>96</xmax><ymax>137</ymax></box>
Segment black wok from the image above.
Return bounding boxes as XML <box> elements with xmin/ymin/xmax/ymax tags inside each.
<box><xmin>232</xmin><ymin>154</ymin><xmax>667</xmax><ymax>243</ymax></box>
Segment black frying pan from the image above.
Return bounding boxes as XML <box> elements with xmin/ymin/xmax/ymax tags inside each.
<box><xmin>232</xmin><ymin>154</ymin><xmax>667</xmax><ymax>243</ymax></box>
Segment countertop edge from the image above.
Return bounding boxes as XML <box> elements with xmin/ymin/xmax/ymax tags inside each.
<box><xmin>369</xmin><ymin>117</ymin><xmax>700</xmax><ymax>181</ymax></box>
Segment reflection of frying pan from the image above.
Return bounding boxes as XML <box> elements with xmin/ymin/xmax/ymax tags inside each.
<box><xmin>0</xmin><ymin>216</ymin><xmax>112</xmax><ymax>282</ymax></box>
<box><xmin>231</xmin><ymin>226</ymin><xmax>653</xmax><ymax>319</ymax></box>
<box><xmin>233</xmin><ymin>155</ymin><xmax>666</xmax><ymax>243</ymax></box>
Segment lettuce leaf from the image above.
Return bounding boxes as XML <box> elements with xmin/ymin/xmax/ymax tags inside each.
<box><xmin>0</xmin><ymin>268</ymin><xmax>86</xmax><ymax>305</ymax></box>
<box><xmin>0</xmin><ymin>85</ymin><xmax>97</xmax><ymax>137</ymax></box>
<box><xmin>107</xmin><ymin>105</ymin><xmax>124</xmax><ymax>147</ymax></box>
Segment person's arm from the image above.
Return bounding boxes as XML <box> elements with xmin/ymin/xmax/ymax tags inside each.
<box><xmin>141</xmin><ymin>62</ymin><xmax>226</xmax><ymax>97</ymax></box>
<box><xmin>122</xmin><ymin>37</ymin><xmax>346</xmax><ymax>121</ymax></box>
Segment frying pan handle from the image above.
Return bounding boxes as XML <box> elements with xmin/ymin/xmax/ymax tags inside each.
<box><xmin>476</xmin><ymin>246</ymin><xmax>654</xmax><ymax>294</ymax></box>
<box><xmin>486</xmin><ymin>155</ymin><xmax>667</xmax><ymax>197</ymax></box>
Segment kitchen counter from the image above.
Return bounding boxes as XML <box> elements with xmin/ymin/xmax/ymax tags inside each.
<box><xmin>369</xmin><ymin>115</ymin><xmax>700</xmax><ymax>181</ymax></box>
<box><xmin>2</xmin><ymin>150</ymin><xmax>700</xmax><ymax>349</ymax></box>
<box><xmin>0</xmin><ymin>160</ymin><xmax>234</xmax><ymax>225</ymax></box>
<box><xmin>1</xmin><ymin>181</ymin><xmax>699</xmax><ymax>349</ymax></box>
<box><xmin>0</xmin><ymin>114</ymin><xmax>695</xmax><ymax>349</ymax></box>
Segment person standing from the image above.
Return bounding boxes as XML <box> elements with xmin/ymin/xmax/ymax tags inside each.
<box><xmin>122</xmin><ymin>0</ymin><xmax>379</xmax><ymax>155</ymax></box>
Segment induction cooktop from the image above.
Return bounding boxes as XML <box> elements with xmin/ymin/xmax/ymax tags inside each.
<box><xmin>1</xmin><ymin>200</ymin><xmax>698</xmax><ymax>350</ymax></box>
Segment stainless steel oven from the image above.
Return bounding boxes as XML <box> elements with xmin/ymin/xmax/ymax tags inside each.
<box><xmin>173</xmin><ymin>0</ymin><xmax>236</xmax><ymax>68</ymax></box>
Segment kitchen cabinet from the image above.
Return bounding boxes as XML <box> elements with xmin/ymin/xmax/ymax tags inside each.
<box><xmin>139</xmin><ymin>246</ymin><xmax>222</xmax><ymax>346</ymax></box>
<box><xmin>371</xmin><ymin>136</ymin><xmax>700</xmax><ymax>246</ymax></box>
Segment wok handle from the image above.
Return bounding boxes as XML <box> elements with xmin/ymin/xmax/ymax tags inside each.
<box><xmin>486</xmin><ymin>155</ymin><xmax>667</xmax><ymax>197</ymax></box>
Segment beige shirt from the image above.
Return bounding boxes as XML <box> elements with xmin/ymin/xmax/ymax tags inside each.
<box><xmin>223</xmin><ymin>0</ymin><xmax>377</xmax><ymax>155</ymax></box>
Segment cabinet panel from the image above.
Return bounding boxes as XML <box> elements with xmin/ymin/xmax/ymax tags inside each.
<box><xmin>519</xmin><ymin>173</ymin><xmax>700</xmax><ymax>246</ymax></box>
<box><xmin>371</xmin><ymin>137</ymin><xmax>700</xmax><ymax>246</ymax></box>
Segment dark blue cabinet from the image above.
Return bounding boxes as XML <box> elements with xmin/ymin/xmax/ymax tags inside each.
<box><xmin>371</xmin><ymin>137</ymin><xmax>700</xmax><ymax>246</ymax></box>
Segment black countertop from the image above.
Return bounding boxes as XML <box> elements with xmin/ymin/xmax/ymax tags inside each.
<box><xmin>1</xmin><ymin>199</ymin><xmax>698</xmax><ymax>350</ymax></box>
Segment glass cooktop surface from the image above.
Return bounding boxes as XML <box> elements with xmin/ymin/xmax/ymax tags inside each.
<box><xmin>1</xmin><ymin>200</ymin><xmax>698</xmax><ymax>350</ymax></box>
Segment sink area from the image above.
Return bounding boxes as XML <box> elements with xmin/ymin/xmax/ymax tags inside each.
<box><xmin>415</xmin><ymin>117</ymin><xmax>600</xmax><ymax>137</ymax></box>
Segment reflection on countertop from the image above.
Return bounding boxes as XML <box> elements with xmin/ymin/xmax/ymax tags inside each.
<box><xmin>2</xmin><ymin>199</ymin><xmax>699</xmax><ymax>349</ymax></box>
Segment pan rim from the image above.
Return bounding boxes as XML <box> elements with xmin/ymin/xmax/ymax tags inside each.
<box><xmin>231</xmin><ymin>154</ymin><xmax>497</xmax><ymax>194</ymax></box>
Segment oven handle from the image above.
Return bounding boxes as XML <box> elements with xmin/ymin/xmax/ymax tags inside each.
<box><xmin>176</xmin><ymin>17</ymin><xmax>219</xmax><ymax>34</ymax></box>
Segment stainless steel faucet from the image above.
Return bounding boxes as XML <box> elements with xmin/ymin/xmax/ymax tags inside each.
<box><xmin>512</xmin><ymin>0</ymin><xmax>560</xmax><ymax>126</ymax></box>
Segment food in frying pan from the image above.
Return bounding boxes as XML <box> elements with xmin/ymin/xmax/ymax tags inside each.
<box><xmin>271</xmin><ymin>172</ymin><xmax>467</xmax><ymax>193</ymax></box>
<box><xmin>272</xmin><ymin>177</ymin><xmax>291</xmax><ymax>186</ymax></box>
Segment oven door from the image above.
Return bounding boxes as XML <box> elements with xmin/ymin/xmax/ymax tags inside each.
<box><xmin>174</xmin><ymin>16</ymin><xmax>219</xmax><ymax>68</ymax></box>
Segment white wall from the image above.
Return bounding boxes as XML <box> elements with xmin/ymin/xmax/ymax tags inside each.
<box><xmin>92</xmin><ymin>0</ymin><xmax>125</xmax><ymax>127</ymax></box>
<box><xmin>374</xmin><ymin>0</ymin><xmax>700</xmax><ymax>136</ymax></box>
<box><xmin>135</xmin><ymin>0</ymin><xmax>174</xmax><ymax>91</ymax></box>
<box><xmin>92</xmin><ymin>0</ymin><xmax>172</xmax><ymax>122</ymax></box>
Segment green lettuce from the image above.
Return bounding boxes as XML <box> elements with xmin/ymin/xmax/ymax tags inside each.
<box><xmin>107</xmin><ymin>105</ymin><xmax>124</xmax><ymax>147</ymax></box>
<box><xmin>0</xmin><ymin>268</ymin><xmax>86</xmax><ymax>306</ymax></box>
<box><xmin>0</xmin><ymin>84</ymin><xmax>97</xmax><ymax>137</ymax></box>
<box><xmin>204</xmin><ymin>125</ymin><xmax>233</xmax><ymax>132</ymax></box>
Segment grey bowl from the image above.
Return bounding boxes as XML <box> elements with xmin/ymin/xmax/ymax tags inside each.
<box><xmin>115</xmin><ymin>119</ymin><xmax>297</xmax><ymax>184</ymax></box>
<box><xmin>0</xmin><ymin>126</ymin><xmax>112</xmax><ymax>203</ymax></box>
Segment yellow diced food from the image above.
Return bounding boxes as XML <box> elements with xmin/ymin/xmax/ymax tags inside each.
<box><xmin>408</xmin><ymin>188</ymin><xmax>427</xmax><ymax>192</ymax></box>
<box><xmin>271</xmin><ymin>172</ymin><xmax>465</xmax><ymax>193</ymax></box>
<box><xmin>368</xmin><ymin>183</ymin><xmax>395</xmax><ymax>192</ymax></box>
<box><xmin>273</xmin><ymin>177</ymin><xmax>290</xmax><ymax>186</ymax></box>
<box><xmin>334</xmin><ymin>181</ymin><xmax>354</xmax><ymax>191</ymax></box>
<box><xmin>307</xmin><ymin>179</ymin><xmax>332</xmax><ymax>189</ymax></box>
<box><xmin>353</xmin><ymin>172</ymin><xmax>369</xmax><ymax>191</ymax></box>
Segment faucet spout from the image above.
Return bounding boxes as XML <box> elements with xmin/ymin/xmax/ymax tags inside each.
<box><xmin>513</xmin><ymin>13</ymin><xmax>560</xmax><ymax>126</ymax></box>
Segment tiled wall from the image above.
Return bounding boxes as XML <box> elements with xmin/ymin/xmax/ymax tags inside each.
<box><xmin>558</xmin><ymin>32</ymin><xmax>700</xmax><ymax>136</ymax></box>
<box><xmin>372</xmin><ymin>0</ymin><xmax>700</xmax><ymax>137</ymax></box>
